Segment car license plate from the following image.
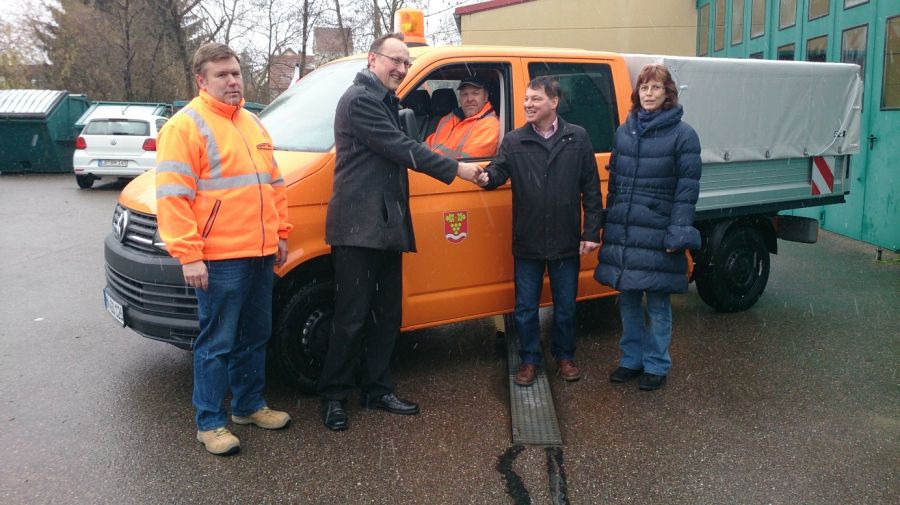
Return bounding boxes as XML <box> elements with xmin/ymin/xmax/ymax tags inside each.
<box><xmin>99</xmin><ymin>159</ymin><xmax>128</xmax><ymax>167</ymax></box>
<box><xmin>104</xmin><ymin>289</ymin><xmax>125</xmax><ymax>326</ymax></box>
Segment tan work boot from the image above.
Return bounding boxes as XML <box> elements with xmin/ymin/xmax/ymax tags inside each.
<box><xmin>197</xmin><ymin>427</ymin><xmax>240</xmax><ymax>455</ymax></box>
<box><xmin>232</xmin><ymin>406</ymin><xmax>291</xmax><ymax>430</ymax></box>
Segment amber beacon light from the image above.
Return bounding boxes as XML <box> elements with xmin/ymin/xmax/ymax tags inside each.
<box><xmin>395</xmin><ymin>8</ymin><xmax>426</xmax><ymax>46</ymax></box>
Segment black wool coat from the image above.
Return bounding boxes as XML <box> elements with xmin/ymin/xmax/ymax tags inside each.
<box><xmin>483</xmin><ymin>118</ymin><xmax>602</xmax><ymax>260</ymax></box>
<box><xmin>594</xmin><ymin>105</ymin><xmax>702</xmax><ymax>293</ymax></box>
<box><xmin>326</xmin><ymin>69</ymin><xmax>459</xmax><ymax>252</ymax></box>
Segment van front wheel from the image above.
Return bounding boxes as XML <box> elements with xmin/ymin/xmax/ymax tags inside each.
<box><xmin>695</xmin><ymin>226</ymin><xmax>770</xmax><ymax>312</ymax></box>
<box><xmin>271</xmin><ymin>280</ymin><xmax>333</xmax><ymax>393</ymax></box>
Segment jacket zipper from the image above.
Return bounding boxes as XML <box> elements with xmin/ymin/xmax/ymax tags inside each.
<box><xmin>232</xmin><ymin>109</ymin><xmax>267</xmax><ymax>257</ymax></box>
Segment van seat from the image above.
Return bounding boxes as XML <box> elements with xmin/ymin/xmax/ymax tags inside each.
<box><xmin>424</xmin><ymin>88</ymin><xmax>459</xmax><ymax>141</ymax></box>
<box><xmin>402</xmin><ymin>89</ymin><xmax>431</xmax><ymax>140</ymax></box>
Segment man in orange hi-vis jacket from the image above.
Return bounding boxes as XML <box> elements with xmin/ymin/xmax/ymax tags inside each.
<box><xmin>426</xmin><ymin>75</ymin><xmax>500</xmax><ymax>159</ymax></box>
<box><xmin>155</xmin><ymin>42</ymin><xmax>293</xmax><ymax>456</ymax></box>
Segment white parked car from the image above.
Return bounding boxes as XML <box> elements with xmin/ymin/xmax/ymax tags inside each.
<box><xmin>73</xmin><ymin>115</ymin><xmax>167</xmax><ymax>189</ymax></box>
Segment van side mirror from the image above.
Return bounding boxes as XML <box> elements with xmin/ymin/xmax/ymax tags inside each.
<box><xmin>398</xmin><ymin>108</ymin><xmax>418</xmax><ymax>140</ymax></box>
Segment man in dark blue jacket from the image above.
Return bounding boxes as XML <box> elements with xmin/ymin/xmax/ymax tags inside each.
<box><xmin>319</xmin><ymin>33</ymin><xmax>482</xmax><ymax>431</ymax></box>
<box><xmin>477</xmin><ymin>76</ymin><xmax>602</xmax><ymax>386</ymax></box>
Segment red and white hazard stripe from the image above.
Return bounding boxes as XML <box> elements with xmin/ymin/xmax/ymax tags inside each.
<box><xmin>811</xmin><ymin>156</ymin><xmax>835</xmax><ymax>195</ymax></box>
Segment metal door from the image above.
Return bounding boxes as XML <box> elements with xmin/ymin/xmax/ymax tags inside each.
<box><xmin>859</xmin><ymin>6</ymin><xmax>900</xmax><ymax>250</ymax></box>
<box><xmin>821</xmin><ymin>1</ymin><xmax>900</xmax><ymax>251</ymax></box>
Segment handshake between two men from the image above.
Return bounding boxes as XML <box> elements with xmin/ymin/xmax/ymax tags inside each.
<box><xmin>456</xmin><ymin>162</ymin><xmax>493</xmax><ymax>188</ymax></box>
<box><xmin>454</xmin><ymin>161</ymin><xmax>599</xmax><ymax>256</ymax></box>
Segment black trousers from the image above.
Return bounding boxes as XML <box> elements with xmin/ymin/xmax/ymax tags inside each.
<box><xmin>318</xmin><ymin>245</ymin><xmax>402</xmax><ymax>401</ymax></box>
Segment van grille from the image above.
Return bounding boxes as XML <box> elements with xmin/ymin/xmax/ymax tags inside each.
<box><xmin>112</xmin><ymin>204</ymin><xmax>167</xmax><ymax>255</ymax></box>
<box><xmin>105</xmin><ymin>263</ymin><xmax>198</xmax><ymax>318</ymax></box>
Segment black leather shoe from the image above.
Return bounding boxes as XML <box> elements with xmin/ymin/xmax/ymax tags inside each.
<box><xmin>639</xmin><ymin>373</ymin><xmax>667</xmax><ymax>391</ymax></box>
<box><xmin>609</xmin><ymin>366</ymin><xmax>643</xmax><ymax>383</ymax></box>
<box><xmin>321</xmin><ymin>400</ymin><xmax>348</xmax><ymax>431</ymax></box>
<box><xmin>360</xmin><ymin>393</ymin><xmax>420</xmax><ymax>415</ymax></box>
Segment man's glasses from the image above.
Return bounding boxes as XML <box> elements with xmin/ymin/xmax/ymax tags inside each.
<box><xmin>373</xmin><ymin>52</ymin><xmax>413</xmax><ymax>69</ymax></box>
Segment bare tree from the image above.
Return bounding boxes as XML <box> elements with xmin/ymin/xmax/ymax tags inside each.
<box><xmin>297</xmin><ymin>0</ymin><xmax>326</xmax><ymax>78</ymax></box>
<box><xmin>333</xmin><ymin>0</ymin><xmax>351</xmax><ymax>56</ymax></box>
<box><xmin>198</xmin><ymin>0</ymin><xmax>253</xmax><ymax>45</ymax></box>
<box><xmin>154</xmin><ymin>0</ymin><xmax>204</xmax><ymax>97</ymax></box>
<box><xmin>0</xmin><ymin>16</ymin><xmax>43</xmax><ymax>89</ymax></box>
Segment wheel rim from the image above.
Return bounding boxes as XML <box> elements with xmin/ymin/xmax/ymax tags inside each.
<box><xmin>723</xmin><ymin>243</ymin><xmax>763</xmax><ymax>295</ymax></box>
<box><xmin>281</xmin><ymin>298</ymin><xmax>332</xmax><ymax>380</ymax></box>
<box><xmin>300</xmin><ymin>307</ymin><xmax>332</xmax><ymax>360</ymax></box>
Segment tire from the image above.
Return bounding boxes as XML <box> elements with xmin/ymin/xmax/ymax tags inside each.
<box><xmin>694</xmin><ymin>226</ymin><xmax>770</xmax><ymax>312</ymax></box>
<box><xmin>76</xmin><ymin>174</ymin><xmax>95</xmax><ymax>189</ymax></box>
<box><xmin>270</xmin><ymin>280</ymin><xmax>333</xmax><ymax>393</ymax></box>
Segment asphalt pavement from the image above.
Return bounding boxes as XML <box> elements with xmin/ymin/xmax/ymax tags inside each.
<box><xmin>1</xmin><ymin>174</ymin><xmax>897</xmax><ymax>505</ymax></box>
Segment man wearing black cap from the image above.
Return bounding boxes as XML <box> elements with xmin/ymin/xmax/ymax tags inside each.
<box><xmin>426</xmin><ymin>75</ymin><xmax>500</xmax><ymax>159</ymax></box>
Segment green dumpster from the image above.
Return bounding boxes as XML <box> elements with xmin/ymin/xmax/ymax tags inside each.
<box><xmin>0</xmin><ymin>90</ymin><xmax>90</xmax><ymax>173</ymax></box>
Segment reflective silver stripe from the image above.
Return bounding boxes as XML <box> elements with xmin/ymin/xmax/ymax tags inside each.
<box><xmin>453</xmin><ymin>112</ymin><xmax>496</xmax><ymax>158</ymax></box>
<box><xmin>432</xmin><ymin>143</ymin><xmax>462</xmax><ymax>158</ymax></box>
<box><xmin>157</xmin><ymin>184</ymin><xmax>195</xmax><ymax>200</ymax></box>
<box><xmin>271</xmin><ymin>176</ymin><xmax>285</xmax><ymax>186</ymax></box>
<box><xmin>183</xmin><ymin>107</ymin><xmax>223</xmax><ymax>179</ymax></box>
<box><xmin>433</xmin><ymin>114</ymin><xmax>452</xmax><ymax>137</ymax></box>
<box><xmin>156</xmin><ymin>160</ymin><xmax>197</xmax><ymax>180</ymax></box>
<box><xmin>197</xmin><ymin>172</ymin><xmax>272</xmax><ymax>191</ymax></box>
<box><xmin>451</xmin><ymin>124</ymin><xmax>479</xmax><ymax>157</ymax></box>
<box><xmin>249</xmin><ymin>113</ymin><xmax>267</xmax><ymax>135</ymax></box>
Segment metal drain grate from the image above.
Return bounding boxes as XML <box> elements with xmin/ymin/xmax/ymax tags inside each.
<box><xmin>504</xmin><ymin>315</ymin><xmax>563</xmax><ymax>446</ymax></box>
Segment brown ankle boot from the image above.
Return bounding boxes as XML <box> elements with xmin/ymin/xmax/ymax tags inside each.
<box><xmin>515</xmin><ymin>363</ymin><xmax>538</xmax><ymax>386</ymax></box>
<box><xmin>557</xmin><ymin>360</ymin><xmax>582</xmax><ymax>381</ymax></box>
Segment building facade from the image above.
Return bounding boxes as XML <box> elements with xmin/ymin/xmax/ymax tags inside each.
<box><xmin>456</xmin><ymin>0</ymin><xmax>698</xmax><ymax>56</ymax></box>
<box><xmin>696</xmin><ymin>0</ymin><xmax>899</xmax><ymax>251</ymax></box>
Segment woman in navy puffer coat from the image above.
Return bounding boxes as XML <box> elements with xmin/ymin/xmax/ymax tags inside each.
<box><xmin>594</xmin><ymin>64</ymin><xmax>701</xmax><ymax>391</ymax></box>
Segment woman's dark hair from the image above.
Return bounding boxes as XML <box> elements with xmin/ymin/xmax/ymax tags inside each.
<box><xmin>630</xmin><ymin>64</ymin><xmax>678</xmax><ymax>113</ymax></box>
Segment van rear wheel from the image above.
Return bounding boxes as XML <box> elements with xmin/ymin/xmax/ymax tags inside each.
<box><xmin>271</xmin><ymin>280</ymin><xmax>333</xmax><ymax>393</ymax></box>
<box><xmin>695</xmin><ymin>226</ymin><xmax>770</xmax><ymax>312</ymax></box>
<box><xmin>76</xmin><ymin>174</ymin><xmax>95</xmax><ymax>189</ymax></box>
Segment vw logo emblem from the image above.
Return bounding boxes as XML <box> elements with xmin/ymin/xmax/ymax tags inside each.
<box><xmin>110</xmin><ymin>139</ymin><xmax>117</xmax><ymax>146</ymax></box>
<box><xmin>113</xmin><ymin>209</ymin><xmax>129</xmax><ymax>242</ymax></box>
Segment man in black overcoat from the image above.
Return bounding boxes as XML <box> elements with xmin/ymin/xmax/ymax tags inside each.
<box><xmin>319</xmin><ymin>33</ymin><xmax>483</xmax><ymax>431</ymax></box>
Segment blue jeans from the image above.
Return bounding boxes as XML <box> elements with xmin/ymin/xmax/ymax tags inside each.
<box><xmin>617</xmin><ymin>290</ymin><xmax>673</xmax><ymax>376</ymax></box>
<box><xmin>192</xmin><ymin>256</ymin><xmax>274</xmax><ymax>431</ymax></box>
<box><xmin>514</xmin><ymin>256</ymin><xmax>579</xmax><ymax>366</ymax></box>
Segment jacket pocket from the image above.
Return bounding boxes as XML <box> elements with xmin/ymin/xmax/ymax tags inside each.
<box><xmin>201</xmin><ymin>199</ymin><xmax>222</xmax><ymax>238</ymax></box>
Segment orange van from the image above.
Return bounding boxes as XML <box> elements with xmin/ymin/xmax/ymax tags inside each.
<box><xmin>104</xmin><ymin>35</ymin><xmax>852</xmax><ymax>391</ymax></box>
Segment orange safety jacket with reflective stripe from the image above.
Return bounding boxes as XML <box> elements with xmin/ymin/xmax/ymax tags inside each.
<box><xmin>426</xmin><ymin>102</ymin><xmax>500</xmax><ymax>159</ymax></box>
<box><xmin>155</xmin><ymin>90</ymin><xmax>292</xmax><ymax>265</ymax></box>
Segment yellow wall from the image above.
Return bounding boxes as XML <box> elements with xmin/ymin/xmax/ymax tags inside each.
<box><xmin>458</xmin><ymin>0</ymin><xmax>697</xmax><ymax>56</ymax></box>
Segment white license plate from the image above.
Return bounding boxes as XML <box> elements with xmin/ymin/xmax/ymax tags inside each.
<box><xmin>99</xmin><ymin>159</ymin><xmax>128</xmax><ymax>167</ymax></box>
<box><xmin>104</xmin><ymin>289</ymin><xmax>125</xmax><ymax>326</ymax></box>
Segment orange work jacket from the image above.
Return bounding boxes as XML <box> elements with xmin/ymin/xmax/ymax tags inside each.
<box><xmin>426</xmin><ymin>102</ymin><xmax>500</xmax><ymax>159</ymax></box>
<box><xmin>155</xmin><ymin>90</ymin><xmax>292</xmax><ymax>265</ymax></box>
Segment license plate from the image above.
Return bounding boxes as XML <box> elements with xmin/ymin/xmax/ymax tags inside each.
<box><xmin>104</xmin><ymin>289</ymin><xmax>125</xmax><ymax>326</ymax></box>
<box><xmin>99</xmin><ymin>159</ymin><xmax>128</xmax><ymax>167</ymax></box>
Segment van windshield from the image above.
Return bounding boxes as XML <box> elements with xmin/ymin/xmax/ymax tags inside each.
<box><xmin>260</xmin><ymin>58</ymin><xmax>365</xmax><ymax>152</ymax></box>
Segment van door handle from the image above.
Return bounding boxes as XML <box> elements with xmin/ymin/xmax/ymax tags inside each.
<box><xmin>868</xmin><ymin>134</ymin><xmax>877</xmax><ymax>150</ymax></box>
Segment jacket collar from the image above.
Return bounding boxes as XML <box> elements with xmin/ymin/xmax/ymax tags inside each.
<box><xmin>355</xmin><ymin>69</ymin><xmax>392</xmax><ymax>100</ymax></box>
<box><xmin>198</xmin><ymin>89</ymin><xmax>244</xmax><ymax>118</ymax></box>
<box><xmin>628</xmin><ymin>105</ymin><xmax>683</xmax><ymax>135</ymax></box>
<box><xmin>453</xmin><ymin>101</ymin><xmax>495</xmax><ymax>122</ymax></box>
<box><xmin>521</xmin><ymin>115</ymin><xmax>572</xmax><ymax>143</ymax></box>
